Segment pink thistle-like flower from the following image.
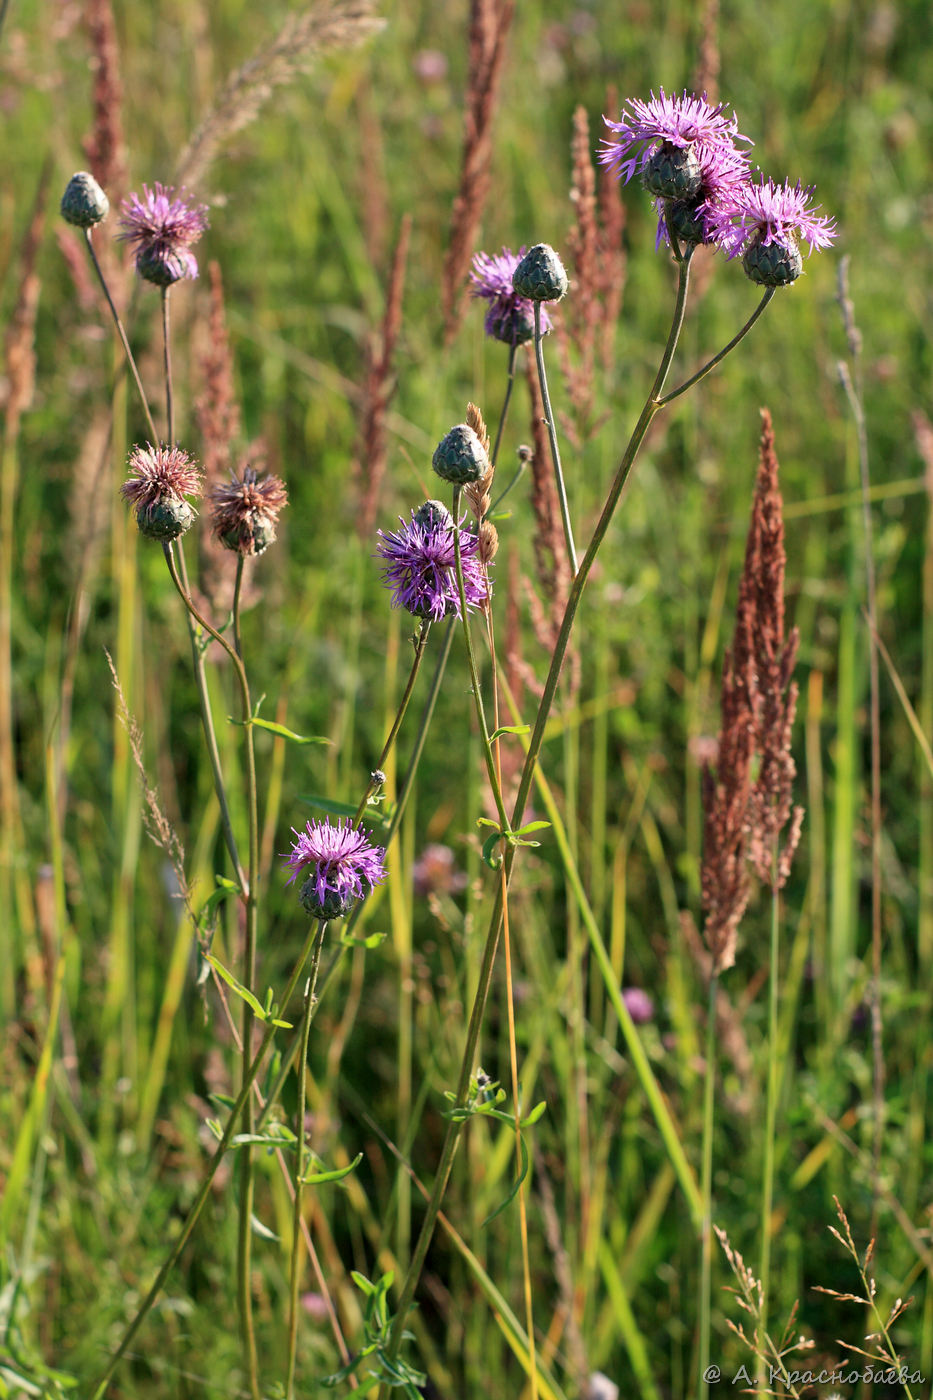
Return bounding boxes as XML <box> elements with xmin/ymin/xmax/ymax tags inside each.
<box><xmin>469</xmin><ymin>246</ymin><xmax>553</xmax><ymax>346</ymax></box>
<box><xmin>284</xmin><ymin>817</ymin><xmax>386</xmax><ymax>921</ymax></box>
<box><xmin>376</xmin><ymin>502</ymin><xmax>489</xmax><ymax>621</ymax></box>
<box><xmin>118</xmin><ymin>182</ymin><xmax>208</xmax><ymax>286</ymax></box>
<box><xmin>209</xmin><ymin>467</ymin><xmax>288</xmax><ymax>556</ymax></box>
<box><xmin>653</xmin><ymin>139</ymin><xmax>753</xmax><ymax>250</ymax></box>
<box><xmin>599</xmin><ymin>89</ymin><xmax>751</xmax><ymax>191</ymax></box>
<box><xmin>121</xmin><ymin>442</ymin><xmax>202</xmax><ymax>541</ymax></box>
<box><xmin>708</xmin><ymin>176</ymin><xmax>837</xmax><ymax>258</ymax></box>
<box><xmin>622</xmin><ymin>987</ymin><xmax>655</xmax><ymax>1025</ymax></box>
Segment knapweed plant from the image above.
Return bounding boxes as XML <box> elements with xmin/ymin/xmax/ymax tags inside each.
<box><xmin>47</xmin><ymin>80</ymin><xmax>839</xmax><ymax>1400</ymax></box>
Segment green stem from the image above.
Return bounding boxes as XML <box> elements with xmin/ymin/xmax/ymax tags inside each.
<box><xmin>257</xmin><ymin>621</ymin><xmax>456</xmax><ymax>1125</ymax></box>
<box><xmin>286</xmin><ymin>921</ymin><xmax>328</xmax><ymax>1399</ymax></box>
<box><xmin>657</xmin><ymin>287</ymin><xmax>776</xmax><ymax>407</ymax></box>
<box><xmin>758</xmin><ymin>849</ymin><xmax>781</xmax><ymax>1370</ymax></box>
<box><xmin>387</xmin><ymin>247</ymin><xmax>700</xmax><ymax>1362</ymax></box>
<box><xmin>490</xmin><ymin>342</ymin><xmax>518</xmax><ymax>469</ymax></box>
<box><xmin>83</xmin><ymin>230</ymin><xmax>159</xmax><ymax>443</ymax></box>
<box><xmin>232</xmin><ymin>553</ymin><xmax>262</xmax><ymax>1400</ymax></box>
<box><xmin>89</xmin><ymin>919</ymin><xmax>322</xmax><ymax>1399</ymax></box>
<box><xmin>698</xmin><ymin>969</ymin><xmax>719</xmax><ymax>1398</ymax></box>
<box><xmin>352</xmin><ymin>618</ymin><xmax>432</xmax><ymax>826</ymax></box>
<box><xmin>450</xmin><ymin>485</ymin><xmax>510</xmax><ymax>836</ymax></box>
<box><xmin>161</xmin><ymin>287</ymin><xmax>176</xmax><ymax>445</ymax></box>
<box><xmin>533</xmin><ymin>302</ymin><xmax>578</xmax><ymax>573</ymax></box>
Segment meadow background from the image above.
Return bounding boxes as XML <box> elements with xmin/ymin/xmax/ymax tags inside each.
<box><xmin>2</xmin><ymin>0</ymin><xmax>933</xmax><ymax>1395</ymax></box>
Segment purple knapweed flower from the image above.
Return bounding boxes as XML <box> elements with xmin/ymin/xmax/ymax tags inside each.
<box><xmin>599</xmin><ymin>89</ymin><xmax>751</xmax><ymax>201</ymax></box>
<box><xmin>707</xmin><ymin>176</ymin><xmax>837</xmax><ymax>286</ymax></box>
<box><xmin>469</xmin><ymin>246</ymin><xmax>552</xmax><ymax>347</ymax></box>
<box><xmin>622</xmin><ymin>987</ymin><xmax>655</xmax><ymax>1025</ymax></box>
<box><xmin>118</xmin><ymin>182</ymin><xmax>208</xmax><ymax>286</ymax></box>
<box><xmin>121</xmin><ymin>442</ymin><xmax>202</xmax><ymax>540</ymax></box>
<box><xmin>376</xmin><ymin>502</ymin><xmax>489</xmax><ymax>621</ymax></box>
<box><xmin>653</xmin><ymin>138</ymin><xmax>752</xmax><ymax>250</ymax></box>
<box><xmin>284</xmin><ymin>817</ymin><xmax>386</xmax><ymax>921</ymax></box>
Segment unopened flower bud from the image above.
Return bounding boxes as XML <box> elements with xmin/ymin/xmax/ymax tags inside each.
<box><xmin>642</xmin><ymin>143</ymin><xmax>702</xmax><ymax>199</ymax></box>
<box><xmin>60</xmin><ymin>171</ymin><xmax>110</xmax><ymax>228</ymax></box>
<box><xmin>413</xmin><ymin>499</ymin><xmax>452</xmax><ymax>531</ymax></box>
<box><xmin>511</xmin><ymin>243</ymin><xmax>569</xmax><ymax>302</ymax></box>
<box><xmin>664</xmin><ymin>198</ymin><xmax>707</xmax><ymax>246</ymax></box>
<box><xmin>432</xmin><ymin>424</ymin><xmax>489</xmax><ymax>486</ymax></box>
<box><xmin>742</xmin><ymin>234</ymin><xmax>803</xmax><ymax>287</ymax></box>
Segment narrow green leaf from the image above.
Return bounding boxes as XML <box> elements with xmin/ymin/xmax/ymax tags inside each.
<box><xmin>204</xmin><ymin>953</ymin><xmax>268</xmax><ymax>1021</ymax></box>
<box><xmin>481</xmin><ymin>1134</ymin><xmax>530</xmax><ymax>1226</ymax></box>
<box><xmin>250</xmin><ymin>1213</ymin><xmax>279</xmax><ymax>1241</ymax></box>
<box><xmin>489</xmin><ymin>723</ymin><xmax>531</xmax><ymax>742</ymax></box>
<box><xmin>301</xmin><ymin>1151</ymin><xmax>363</xmax><ymax>1185</ymax></box>
<box><xmin>482</xmin><ymin>831</ymin><xmax>504</xmax><ymax>869</ymax></box>
<box><xmin>523</xmin><ymin>1100</ymin><xmax>548</xmax><ymax>1125</ymax></box>
<box><xmin>227</xmin><ymin>715</ymin><xmax>331</xmax><ymax>744</ymax></box>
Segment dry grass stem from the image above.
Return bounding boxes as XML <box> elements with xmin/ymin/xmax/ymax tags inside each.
<box><xmin>557</xmin><ymin>103</ymin><xmax>625</xmax><ymax>440</ymax></box>
<box><xmin>175</xmin><ymin>0</ymin><xmax>386</xmax><ymax>188</ymax></box>
<box><xmin>105</xmin><ymin>649</ymin><xmax>192</xmax><ymax>918</ymax></box>
<box><xmin>442</xmin><ymin>0</ymin><xmax>515</xmax><ymax>341</ymax></box>
<box><xmin>353</xmin><ymin>216</ymin><xmax>412</xmax><ymax>541</ymax></box>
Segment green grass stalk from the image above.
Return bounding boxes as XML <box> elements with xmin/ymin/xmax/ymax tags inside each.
<box><xmin>89</xmin><ymin>918</ymin><xmax>323</xmax><ymax>1399</ymax></box>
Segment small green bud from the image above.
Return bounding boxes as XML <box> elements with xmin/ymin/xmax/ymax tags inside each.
<box><xmin>664</xmin><ymin>198</ymin><xmax>707</xmax><ymax>246</ymax></box>
<box><xmin>298</xmin><ymin>877</ymin><xmax>354</xmax><ymax>922</ymax></box>
<box><xmin>642</xmin><ymin>144</ymin><xmax>702</xmax><ymax>200</ymax></box>
<box><xmin>136</xmin><ymin>496</ymin><xmax>195</xmax><ymax>541</ymax></box>
<box><xmin>60</xmin><ymin>171</ymin><xmax>110</xmax><ymax>229</ymax></box>
<box><xmin>413</xmin><ymin>499</ymin><xmax>453</xmax><ymax>531</ymax></box>
<box><xmin>432</xmin><ymin>424</ymin><xmax>488</xmax><ymax>486</ymax></box>
<box><xmin>742</xmin><ymin>234</ymin><xmax>803</xmax><ymax>287</ymax></box>
<box><xmin>511</xmin><ymin>243</ymin><xmax>569</xmax><ymax>303</ymax></box>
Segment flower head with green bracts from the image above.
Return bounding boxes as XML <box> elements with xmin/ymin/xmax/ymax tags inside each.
<box><xmin>285</xmin><ymin>818</ymin><xmax>387</xmax><ymax>921</ymax></box>
<box><xmin>469</xmin><ymin>246</ymin><xmax>551</xmax><ymax>346</ymax></box>
<box><xmin>599</xmin><ymin>89</ymin><xmax>751</xmax><ymax>199</ymax></box>
<box><xmin>376</xmin><ymin>503</ymin><xmax>489</xmax><ymax>620</ymax></box>
<box><xmin>118</xmin><ymin>182</ymin><xmax>208</xmax><ymax>286</ymax></box>
<box><xmin>209</xmin><ymin>467</ymin><xmax>288</xmax><ymax>556</ymax></box>
<box><xmin>121</xmin><ymin>442</ymin><xmax>202</xmax><ymax>540</ymax></box>
<box><xmin>706</xmin><ymin>176</ymin><xmax>837</xmax><ymax>285</ymax></box>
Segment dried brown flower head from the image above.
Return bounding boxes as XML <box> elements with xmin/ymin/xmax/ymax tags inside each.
<box><xmin>209</xmin><ymin>467</ymin><xmax>288</xmax><ymax>556</ymax></box>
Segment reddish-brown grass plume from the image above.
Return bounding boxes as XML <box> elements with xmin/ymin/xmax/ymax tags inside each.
<box><xmin>442</xmin><ymin>0</ymin><xmax>515</xmax><ymax>342</ymax></box>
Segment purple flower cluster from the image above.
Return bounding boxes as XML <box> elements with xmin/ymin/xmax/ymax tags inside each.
<box><xmin>118</xmin><ymin>183</ymin><xmax>208</xmax><ymax>287</ymax></box>
<box><xmin>376</xmin><ymin>504</ymin><xmax>489</xmax><ymax>621</ymax></box>
<box><xmin>285</xmin><ymin>818</ymin><xmax>386</xmax><ymax>921</ymax></box>
<box><xmin>598</xmin><ymin>89</ymin><xmax>836</xmax><ymax>283</ymax></box>
<box><xmin>469</xmin><ymin>246</ymin><xmax>553</xmax><ymax>346</ymax></box>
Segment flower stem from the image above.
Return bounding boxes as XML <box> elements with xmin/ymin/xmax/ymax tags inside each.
<box><xmin>82</xmin><ymin>230</ymin><xmax>159</xmax><ymax>443</ymax></box>
<box><xmin>88</xmin><ymin>919</ymin><xmax>322</xmax><ymax>1399</ymax></box>
<box><xmin>161</xmin><ymin>287</ymin><xmax>176</xmax><ymax>445</ymax></box>
<box><xmin>490</xmin><ymin>342</ymin><xmax>519</xmax><ymax>469</ymax></box>
<box><xmin>657</xmin><ymin>287</ymin><xmax>776</xmax><ymax>407</ymax></box>
<box><xmin>352</xmin><ymin>617</ymin><xmax>432</xmax><ymax>827</ymax></box>
<box><xmin>232</xmin><ymin>553</ymin><xmax>262</xmax><ymax>1400</ymax></box>
<box><xmin>386</xmin><ymin>247</ymin><xmax>698</xmax><ymax>1363</ymax></box>
<box><xmin>532</xmin><ymin>302</ymin><xmax>577</xmax><ymax>573</ymax></box>
<box><xmin>450</xmin><ymin>485</ymin><xmax>510</xmax><ymax>836</ymax></box>
<box><xmin>285</xmin><ymin>920</ymin><xmax>328</xmax><ymax>1399</ymax></box>
<box><xmin>256</xmin><ymin>620</ymin><xmax>457</xmax><ymax>1125</ymax></box>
